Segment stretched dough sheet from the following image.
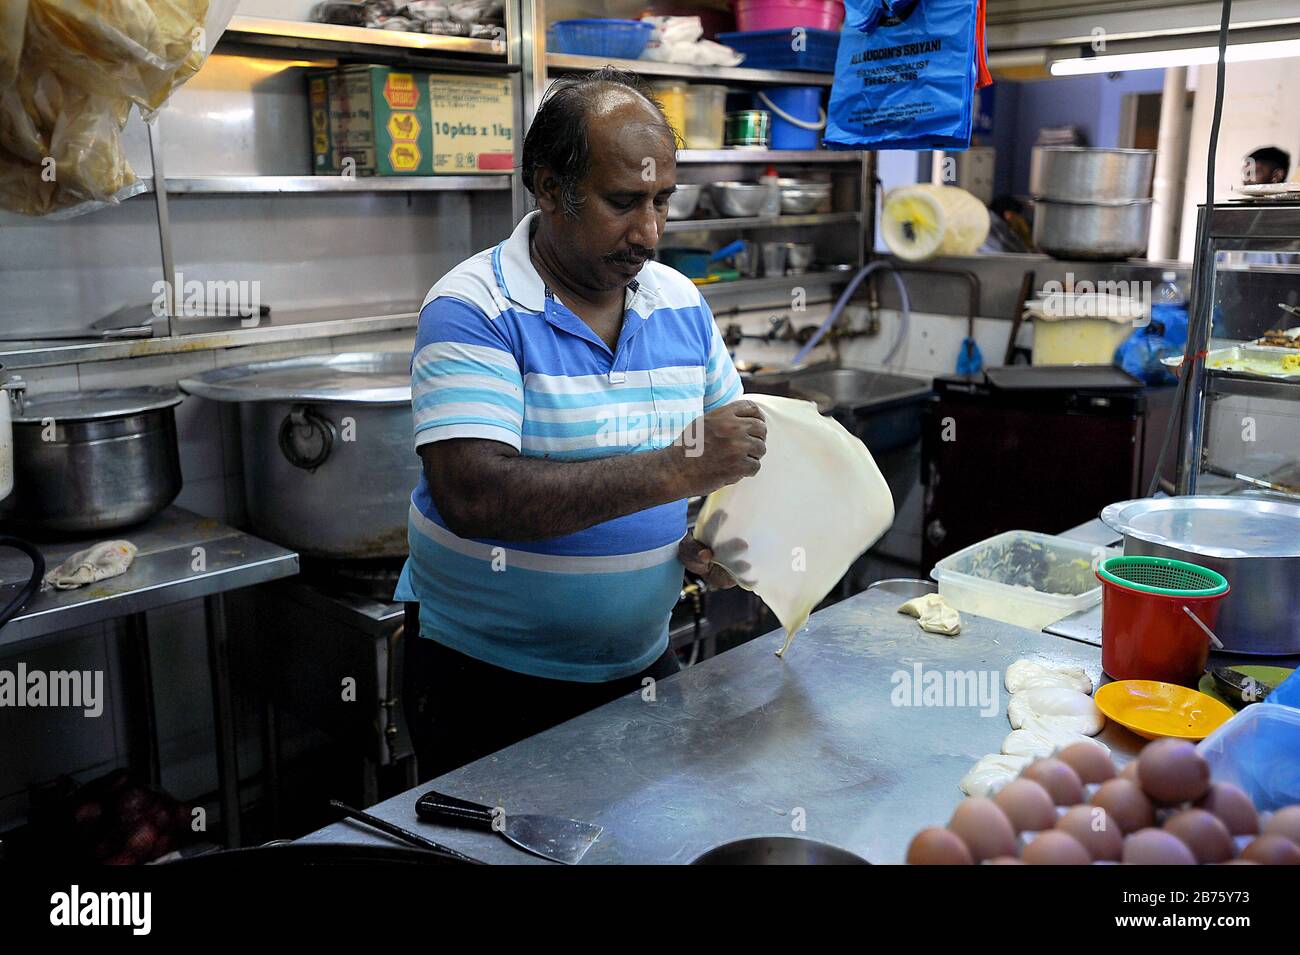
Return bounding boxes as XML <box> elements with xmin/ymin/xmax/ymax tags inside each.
<box><xmin>696</xmin><ymin>394</ymin><xmax>895</xmax><ymax>657</ymax></box>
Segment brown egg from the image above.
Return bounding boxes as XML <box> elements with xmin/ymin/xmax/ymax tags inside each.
<box><xmin>1091</xmin><ymin>778</ymin><xmax>1156</xmax><ymax>833</ymax></box>
<box><xmin>1164</xmin><ymin>809</ymin><xmax>1235</xmax><ymax>864</ymax></box>
<box><xmin>985</xmin><ymin>856</ymin><xmax>1025</xmax><ymax>864</ymax></box>
<box><xmin>1056</xmin><ymin>805</ymin><xmax>1124</xmax><ymax>861</ymax></box>
<box><xmin>906</xmin><ymin>826</ymin><xmax>974</xmax><ymax>865</ymax></box>
<box><xmin>1241</xmin><ymin>835</ymin><xmax>1300</xmax><ymax>865</ymax></box>
<box><xmin>1057</xmin><ymin>742</ymin><xmax>1117</xmax><ymax>785</ymax></box>
<box><xmin>1137</xmin><ymin>738</ymin><xmax>1211</xmax><ymax>805</ymax></box>
<box><xmin>1119</xmin><ymin>760</ymin><xmax>1140</xmax><ymax>782</ymax></box>
<box><xmin>1021</xmin><ymin>758</ymin><xmax>1085</xmax><ymax>806</ymax></box>
<box><xmin>1197</xmin><ymin>782</ymin><xmax>1259</xmax><ymax>836</ymax></box>
<box><xmin>994</xmin><ymin>779</ymin><xmax>1058</xmax><ymax>833</ymax></box>
<box><xmin>1222</xmin><ymin>859</ymin><xmax>1258</xmax><ymax>864</ymax></box>
<box><xmin>1022</xmin><ymin>830</ymin><xmax>1091</xmax><ymax>865</ymax></box>
<box><xmin>948</xmin><ymin>798</ymin><xmax>1018</xmax><ymax>862</ymax></box>
<box><xmin>1123</xmin><ymin>828</ymin><xmax>1197</xmax><ymax>865</ymax></box>
<box><xmin>1262</xmin><ymin>806</ymin><xmax>1300</xmax><ymax>845</ymax></box>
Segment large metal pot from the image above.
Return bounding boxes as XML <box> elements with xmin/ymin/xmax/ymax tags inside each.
<box><xmin>1033</xmin><ymin>198</ymin><xmax>1152</xmax><ymax>261</ymax></box>
<box><xmin>0</xmin><ymin>387</ymin><xmax>182</xmax><ymax>535</ymax></box>
<box><xmin>1030</xmin><ymin>146</ymin><xmax>1156</xmax><ymax>202</ymax></box>
<box><xmin>180</xmin><ymin>353</ymin><xmax>418</xmax><ymax>559</ymax></box>
<box><xmin>1100</xmin><ymin>496</ymin><xmax>1300</xmax><ymax>656</ymax></box>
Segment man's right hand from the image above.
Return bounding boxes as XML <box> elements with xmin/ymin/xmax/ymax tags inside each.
<box><xmin>671</xmin><ymin>400</ymin><xmax>767</xmax><ymax>497</ymax></box>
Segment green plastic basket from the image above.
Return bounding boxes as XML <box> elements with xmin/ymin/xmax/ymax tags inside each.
<box><xmin>1097</xmin><ymin>555</ymin><xmax>1228</xmax><ymax>597</ymax></box>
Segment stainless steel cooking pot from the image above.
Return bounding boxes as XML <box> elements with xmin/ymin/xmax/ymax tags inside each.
<box><xmin>0</xmin><ymin>387</ymin><xmax>182</xmax><ymax>535</ymax></box>
<box><xmin>1100</xmin><ymin>496</ymin><xmax>1300</xmax><ymax>655</ymax></box>
<box><xmin>1030</xmin><ymin>147</ymin><xmax>1156</xmax><ymax>202</ymax></box>
<box><xmin>180</xmin><ymin>353</ymin><xmax>418</xmax><ymax>559</ymax></box>
<box><xmin>1033</xmin><ymin>198</ymin><xmax>1152</xmax><ymax>261</ymax></box>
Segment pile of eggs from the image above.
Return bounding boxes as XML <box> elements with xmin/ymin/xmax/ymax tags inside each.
<box><xmin>907</xmin><ymin>738</ymin><xmax>1300</xmax><ymax>865</ymax></box>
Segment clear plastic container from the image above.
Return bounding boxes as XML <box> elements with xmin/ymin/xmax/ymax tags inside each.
<box><xmin>930</xmin><ymin>530</ymin><xmax>1117</xmax><ymax>631</ymax></box>
<box><xmin>684</xmin><ymin>84</ymin><xmax>728</xmax><ymax>150</ymax></box>
<box><xmin>650</xmin><ymin>81</ymin><xmax>688</xmax><ymax>143</ymax></box>
<box><xmin>1197</xmin><ymin>703</ymin><xmax>1300</xmax><ymax>811</ymax></box>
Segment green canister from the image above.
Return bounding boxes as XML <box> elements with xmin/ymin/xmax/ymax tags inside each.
<box><xmin>724</xmin><ymin>110</ymin><xmax>770</xmax><ymax>149</ymax></box>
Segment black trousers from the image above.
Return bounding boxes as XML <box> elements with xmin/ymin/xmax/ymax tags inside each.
<box><xmin>403</xmin><ymin>603</ymin><xmax>681</xmax><ymax>781</ymax></box>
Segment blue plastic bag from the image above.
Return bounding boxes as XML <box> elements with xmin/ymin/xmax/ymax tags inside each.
<box><xmin>1114</xmin><ymin>325</ymin><xmax>1177</xmax><ymax>386</ymax></box>
<box><xmin>825</xmin><ymin>0</ymin><xmax>980</xmax><ymax>151</ymax></box>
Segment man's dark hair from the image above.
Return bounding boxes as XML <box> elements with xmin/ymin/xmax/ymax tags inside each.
<box><xmin>521</xmin><ymin>67</ymin><xmax>672</xmax><ymax>217</ymax></box>
<box><xmin>1247</xmin><ymin>146</ymin><xmax>1291</xmax><ymax>178</ymax></box>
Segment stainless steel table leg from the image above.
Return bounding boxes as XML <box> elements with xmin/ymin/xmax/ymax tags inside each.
<box><xmin>119</xmin><ymin>612</ymin><xmax>160</xmax><ymax>786</ymax></box>
<box><xmin>205</xmin><ymin>593</ymin><xmax>241</xmax><ymax>847</ymax></box>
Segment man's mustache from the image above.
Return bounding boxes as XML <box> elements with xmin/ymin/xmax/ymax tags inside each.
<box><xmin>604</xmin><ymin>247</ymin><xmax>653</xmax><ymax>265</ymax></box>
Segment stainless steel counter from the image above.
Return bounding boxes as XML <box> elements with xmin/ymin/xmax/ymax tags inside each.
<box><xmin>301</xmin><ymin>588</ymin><xmax>1144</xmax><ymax>864</ymax></box>
<box><xmin>0</xmin><ymin>506</ymin><xmax>298</xmax><ymax>847</ymax></box>
<box><xmin>0</xmin><ymin>506</ymin><xmax>298</xmax><ymax>651</ymax></box>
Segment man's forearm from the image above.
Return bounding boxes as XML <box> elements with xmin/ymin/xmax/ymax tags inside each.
<box><xmin>433</xmin><ymin>445</ymin><xmax>689</xmax><ymax>541</ymax></box>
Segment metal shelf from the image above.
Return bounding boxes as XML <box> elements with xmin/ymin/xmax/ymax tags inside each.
<box><xmin>1206</xmin><ymin>367</ymin><xmax>1300</xmax><ymax>400</ymax></box>
<box><xmin>677</xmin><ymin>150</ymin><xmax>863</xmax><ymax>164</ymax></box>
<box><xmin>137</xmin><ymin>175</ymin><xmax>512</xmax><ymax>195</ymax></box>
<box><xmin>220</xmin><ymin>15</ymin><xmax>514</xmax><ymax>72</ymax></box>
<box><xmin>665</xmin><ymin>212</ymin><xmax>860</xmax><ymax>234</ymax></box>
<box><xmin>699</xmin><ymin>270</ymin><xmax>851</xmax><ymax>299</ymax></box>
<box><xmin>0</xmin><ymin>304</ymin><xmax>419</xmax><ymax>371</ymax></box>
<box><xmin>546</xmin><ymin>52</ymin><xmax>834</xmax><ymax>87</ymax></box>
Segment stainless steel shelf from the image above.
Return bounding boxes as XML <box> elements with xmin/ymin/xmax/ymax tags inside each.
<box><xmin>1206</xmin><ymin>367</ymin><xmax>1300</xmax><ymax>400</ymax></box>
<box><xmin>699</xmin><ymin>270</ymin><xmax>851</xmax><ymax>300</ymax></box>
<box><xmin>0</xmin><ymin>303</ymin><xmax>419</xmax><ymax>371</ymax></box>
<box><xmin>221</xmin><ymin>15</ymin><xmax>512</xmax><ymax>69</ymax></box>
<box><xmin>546</xmin><ymin>52</ymin><xmax>834</xmax><ymax>87</ymax></box>
<box><xmin>677</xmin><ymin>149</ymin><xmax>863</xmax><ymax>164</ymax></box>
<box><xmin>665</xmin><ymin>212</ymin><xmax>859</xmax><ymax>233</ymax></box>
<box><xmin>137</xmin><ymin>175</ymin><xmax>511</xmax><ymax>195</ymax></box>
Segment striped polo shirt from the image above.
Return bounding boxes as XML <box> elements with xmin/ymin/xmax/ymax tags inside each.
<box><xmin>394</xmin><ymin>211</ymin><xmax>743</xmax><ymax>682</ymax></box>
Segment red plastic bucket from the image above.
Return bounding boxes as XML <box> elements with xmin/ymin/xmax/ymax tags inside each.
<box><xmin>733</xmin><ymin>0</ymin><xmax>845</xmax><ymax>32</ymax></box>
<box><xmin>1098</xmin><ymin>557</ymin><xmax>1230</xmax><ymax>688</ymax></box>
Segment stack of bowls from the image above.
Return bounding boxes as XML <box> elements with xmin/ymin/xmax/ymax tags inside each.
<box><xmin>1030</xmin><ymin>147</ymin><xmax>1156</xmax><ymax>261</ymax></box>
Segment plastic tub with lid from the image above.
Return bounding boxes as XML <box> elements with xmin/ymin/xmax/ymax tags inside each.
<box><xmin>683</xmin><ymin>84</ymin><xmax>728</xmax><ymax>150</ymax></box>
<box><xmin>930</xmin><ymin>530</ymin><xmax>1117</xmax><ymax>631</ymax></box>
<box><xmin>650</xmin><ymin>80</ymin><xmax>688</xmax><ymax>142</ymax></box>
<box><xmin>733</xmin><ymin>0</ymin><xmax>844</xmax><ymax>32</ymax></box>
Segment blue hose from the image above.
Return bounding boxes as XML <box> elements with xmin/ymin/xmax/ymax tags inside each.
<box><xmin>790</xmin><ymin>261</ymin><xmax>911</xmax><ymax>367</ymax></box>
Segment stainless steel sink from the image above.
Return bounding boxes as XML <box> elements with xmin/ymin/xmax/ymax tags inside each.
<box><xmin>787</xmin><ymin>368</ymin><xmax>931</xmax><ymax>412</ymax></box>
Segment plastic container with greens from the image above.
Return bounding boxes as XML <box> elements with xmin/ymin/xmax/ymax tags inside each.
<box><xmin>931</xmin><ymin>530</ymin><xmax>1117</xmax><ymax>631</ymax></box>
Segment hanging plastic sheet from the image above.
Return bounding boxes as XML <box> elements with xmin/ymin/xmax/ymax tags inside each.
<box><xmin>825</xmin><ymin>0</ymin><xmax>986</xmax><ymax>151</ymax></box>
<box><xmin>0</xmin><ymin>0</ymin><xmax>237</xmax><ymax>218</ymax></box>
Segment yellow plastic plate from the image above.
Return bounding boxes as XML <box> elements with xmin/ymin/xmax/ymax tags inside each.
<box><xmin>1095</xmin><ymin>680</ymin><xmax>1236</xmax><ymax>741</ymax></box>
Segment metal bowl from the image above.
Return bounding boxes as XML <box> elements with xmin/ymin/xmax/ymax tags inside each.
<box><xmin>691</xmin><ymin>836</ymin><xmax>869</xmax><ymax>865</ymax></box>
<box><xmin>777</xmin><ymin>178</ymin><xmax>831</xmax><ymax>214</ymax></box>
<box><xmin>711</xmin><ymin>181</ymin><xmax>770</xmax><ymax>218</ymax></box>
<box><xmin>667</xmin><ymin>183</ymin><xmax>702</xmax><ymax>220</ymax></box>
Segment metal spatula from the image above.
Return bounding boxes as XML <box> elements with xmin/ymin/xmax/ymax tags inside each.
<box><xmin>415</xmin><ymin>789</ymin><xmax>602</xmax><ymax>865</ymax></box>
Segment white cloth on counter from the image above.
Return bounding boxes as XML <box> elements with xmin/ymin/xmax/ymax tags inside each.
<box><xmin>641</xmin><ymin>16</ymin><xmax>745</xmax><ymax>66</ymax></box>
<box><xmin>898</xmin><ymin>593</ymin><xmax>961</xmax><ymax>636</ymax></box>
<box><xmin>695</xmin><ymin>394</ymin><xmax>894</xmax><ymax>658</ymax></box>
<box><xmin>43</xmin><ymin>540</ymin><xmax>137</xmax><ymax>590</ymax></box>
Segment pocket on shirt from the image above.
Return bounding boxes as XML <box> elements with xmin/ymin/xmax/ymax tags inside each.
<box><xmin>648</xmin><ymin>366</ymin><xmax>706</xmax><ymax>451</ymax></box>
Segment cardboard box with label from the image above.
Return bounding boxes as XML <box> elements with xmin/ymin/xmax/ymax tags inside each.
<box><xmin>308</xmin><ymin>65</ymin><xmax>514</xmax><ymax>176</ymax></box>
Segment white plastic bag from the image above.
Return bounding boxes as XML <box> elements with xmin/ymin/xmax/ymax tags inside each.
<box><xmin>696</xmin><ymin>394</ymin><xmax>894</xmax><ymax>657</ymax></box>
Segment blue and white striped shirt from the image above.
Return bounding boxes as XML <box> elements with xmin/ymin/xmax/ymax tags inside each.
<box><xmin>394</xmin><ymin>211</ymin><xmax>743</xmax><ymax>681</ymax></box>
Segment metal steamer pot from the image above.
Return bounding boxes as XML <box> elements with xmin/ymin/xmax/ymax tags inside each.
<box><xmin>180</xmin><ymin>353</ymin><xmax>419</xmax><ymax>559</ymax></box>
<box><xmin>1030</xmin><ymin>146</ymin><xmax>1155</xmax><ymax>261</ymax></box>
<box><xmin>1100</xmin><ymin>496</ymin><xmax>1300</xmax><ymax>656</ymax></box>
<box><xmin>0</xmin><ymin>387</ymin><xmax>183</xmax><ymax>534</ymax></box>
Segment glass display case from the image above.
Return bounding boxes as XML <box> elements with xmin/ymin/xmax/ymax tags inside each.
<box><xmin>1176</xmin><ymin>201</ymin><xmax>1300</xmax><ymax>498</ymax></box>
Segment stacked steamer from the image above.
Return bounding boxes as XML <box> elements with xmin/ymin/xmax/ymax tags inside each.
<box><xmin>1031</xmin><ymin>147</ymin><xmax>1156</xmax><ymax>261</ymax></box>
